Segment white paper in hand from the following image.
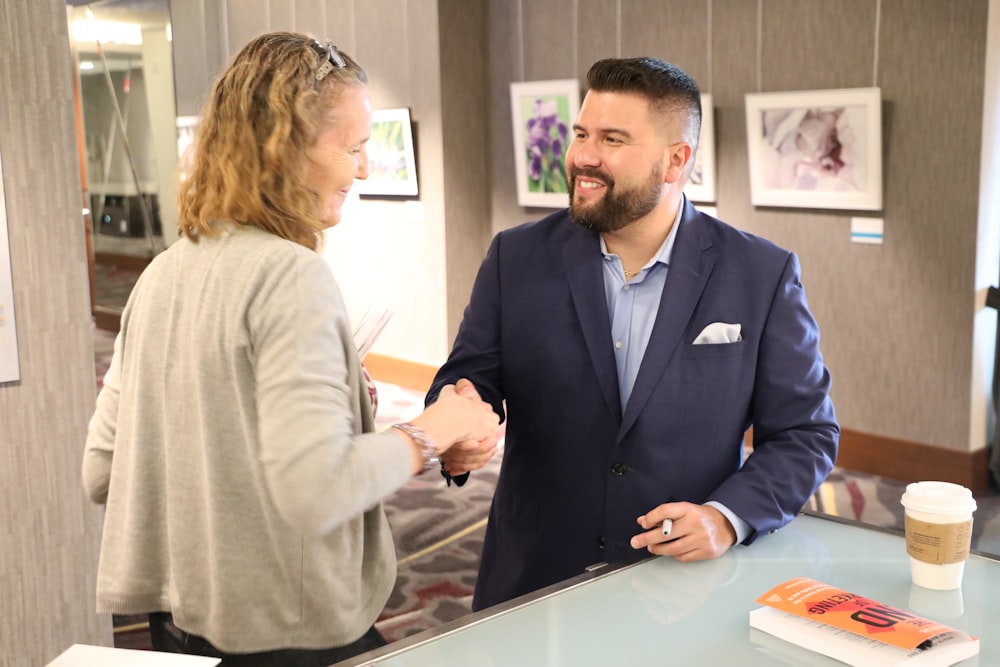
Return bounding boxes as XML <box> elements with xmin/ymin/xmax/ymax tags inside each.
<box><xmin>353</xmin><ymin>307</ymin><xmax>394</xmax><ymax>360</ymax></box>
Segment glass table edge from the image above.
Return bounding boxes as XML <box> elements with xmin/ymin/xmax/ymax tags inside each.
<box><xmin>331</xmin><ymin>509</ymin><xmax>998</xmax><ymax>666</ymax></box>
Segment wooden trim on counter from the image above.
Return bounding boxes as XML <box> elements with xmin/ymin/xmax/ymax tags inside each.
<box><xmin>747</xmin><ymin>426</ymin><xmax>991</xmax><ymax>495</ymax></box>
<box><xmin>835</xmin><ymin>429</ymin><xmax>991</xmax><ymax>496</ymax></box>
<box><xmin>93</xmin><ymin>306</ymin><xmax>121</xmax><ymax>333</ymax></box>
<box><xmin>94</xmin><ymin>251</ymin><xmax>154</xmax><ymax>272</ymax></box>
<box><xmin>363</xmin><ymin>354</ymin><xmax>438</xmax><ymax>395</ymax></box>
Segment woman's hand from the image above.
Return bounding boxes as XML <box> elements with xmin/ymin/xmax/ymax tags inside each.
<box><xmin>401</xmin><ymin>379</ymin><xmax>499</xmax><ymax>474</ymax></box>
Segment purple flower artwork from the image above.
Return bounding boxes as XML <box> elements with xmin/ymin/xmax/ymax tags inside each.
<box><xmin>523</xmin><ymin>97</ymin><xmax>570</xmax><ymax>194</ymax></box>
<box><xmin>510</xmin><ymin>80</ymin><xmax>580</xmax><ymax>208</ymax></box>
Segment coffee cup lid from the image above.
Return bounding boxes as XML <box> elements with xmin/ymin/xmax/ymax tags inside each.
<box><xmin>900</xmin><ymin>481</ymin><xmax>977</xmax><ymax>515</ymax></box>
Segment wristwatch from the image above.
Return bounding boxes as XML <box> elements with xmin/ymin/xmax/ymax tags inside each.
<box><xmin>391</xmin><ymin>422</ymin><xmax>440</xmax><ymax>473</ymax></box>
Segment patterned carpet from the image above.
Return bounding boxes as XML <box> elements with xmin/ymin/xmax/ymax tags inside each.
<box><xmin>93</xmin><ymin>262</ymin><xmax>142</xmax><ymax>312</ymax></box>
<box><xmin>90</xmin><ymin>325</ymin><xmax>1000</xmax><ymax>652</ymax></box>
<box><xmin>369</xmin><ymin>383</ymin><xmax>502</xmax><ymax>642</ymax></box>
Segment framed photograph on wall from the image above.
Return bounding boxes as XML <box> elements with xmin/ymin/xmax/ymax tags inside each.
<box><xmin>745</xmin><ymin>87</ymin><xmax>882</xmax><ymax>210</ymax></box>
<box><xmin>176</xmin><ymin>115</ymin><xmax>198</xmax><ymax>180</ymax></box>
<box><xmin>510</xmin><ymin>79</ymin><xmax>580</xmax><ymax>208</ymax></box>
<box><xmin>0</xmin><ymin>148</ymin><xmax>21</xmax><ymax>383</ymax></box>
<box><xmin>354</xmin><ymin>108</ymin><xmax>419</xmax><ymax>198</ymax></box>
<box><xmin>686</xmin><ymin>93</ymin><xmax>716</xmax><ymax>203</ymax></box>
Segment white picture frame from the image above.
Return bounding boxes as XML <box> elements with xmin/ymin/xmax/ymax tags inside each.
<box><xmin>745</xmin><ymin>87</ymin><xmax>882</xmax><ymax>211</ymax></box>
<box><xmin>176</xmin><ymin>115</ymin><xmax>199</xmax><ymax>181</ymax></box>
<box><xmin>685</xmin><ymin>93</ymin><xmax>716</xmax><ymax>203</ymax></box>
<box><xmin>354</xmin><ymin>108</ymin><xmax>419</xmax><ymax>198</ymax></box>
<box><xmin>510</xmin><ymin>79</ymin><xmax>580</xmax><ymax>208</ymax></box>
<box><xmin>0</xmin><ymin>148</ymin><xmax>21</xmax><ymax>383</ymax></box>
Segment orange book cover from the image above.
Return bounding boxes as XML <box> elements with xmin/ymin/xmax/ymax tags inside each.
<box><xmin>755</xmin><ymin>577</ymin><xmax>971</xmax><ymax>652</ymax></box>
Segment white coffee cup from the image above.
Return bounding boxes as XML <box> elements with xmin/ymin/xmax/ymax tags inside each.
<box><xmin>900</xmin><ymin>481</ymin><xmax>976</xmax><ymax>590</ymax></box>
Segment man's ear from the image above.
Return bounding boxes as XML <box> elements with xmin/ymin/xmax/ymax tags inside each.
<box><xmin>663</xmin><ymin>142</ymin><xmax>693</xmax><ymax>185</ymax></box>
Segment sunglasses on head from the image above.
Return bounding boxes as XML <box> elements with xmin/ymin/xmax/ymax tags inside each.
<box><xmin>310</xmin><ymin>39</ymin><xmax>346</xmax><ymax>82</ymax></box>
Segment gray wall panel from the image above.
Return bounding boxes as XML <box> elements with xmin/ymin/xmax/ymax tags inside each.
<box><xmin>522</xmin><ymin>0</ymin><xmax>577</xmax><ymax>80</ymax></box>
<box><xmin>0</xmin><ymin>1</ymin><xmax>108</xmax><ymax>663</ymax></box>
<box><xmin>623</xmin><ymin>0</ymin><xmax>710</xmax><ymax>82</ymax></box>
<box><xmin>440</xmin><ymin>0</ymin><xmax>491</xmax><ymax>341</ymax></box>
<box><xmin>489</xmin><ymin>0</ymin><xmax>532</xmax><ymax>238</ymax></box>
<box><xmin>268</xmin><ymin>0</ymin><xmax>293</xmax><ymax>30</ymax></box>
<box><xmin>325</xmin><ymin>0</ymin><xmax>357</xmax><ymax>53</ymax></box>
<box><xmin>761</xmin><ymin>0</ymin><xmax>877</xmax><ymax>91</ymax></box>
<box><xmin>355</xmin><ymin>0</ymin><xmax>410</xmax><ymax>107</ymax></box>
<box><xmin>576</xmin><ymin>0</ymin><xmax>620</xmax><ymax>79</ymax></box>
<box><xmin>171</xmin><ymin>0</ymin><xmax>226</xmax><ymax>115</ymax></box>
<box><xmin>293</xmin><ymin>0</ymin><xmax>328</xmax><ymax>35</ymax></box>
<box><xmin>225</xmin><ymin>0</ymin><xmax>270</xmax><ymax>48</ymax></box>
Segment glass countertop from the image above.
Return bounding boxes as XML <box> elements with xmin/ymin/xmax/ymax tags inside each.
<box><xmin>334</xmin><ymin>512</ymin><xmax>995</xmax><ymax>666</ymax></box>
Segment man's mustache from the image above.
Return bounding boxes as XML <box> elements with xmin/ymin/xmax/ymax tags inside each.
<box><xmin>570</xmin><ymin>168</ymin><xmax>613</xmax><ymax>188</ymax></box>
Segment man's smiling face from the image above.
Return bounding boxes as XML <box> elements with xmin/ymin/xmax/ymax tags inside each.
<box><xmin>565</xmin><ymin>90</ymin><xmax>668</xmax><ymax>233</ymax></box>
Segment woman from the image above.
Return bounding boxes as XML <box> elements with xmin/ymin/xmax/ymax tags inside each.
<box><xmin>82</xmin><ymin>31</ymin><xmax>498</xmax><ymax>666</ymax></box>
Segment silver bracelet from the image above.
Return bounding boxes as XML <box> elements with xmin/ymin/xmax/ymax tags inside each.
<box><xmin>391</xmin><ymin>423</ymin><xmax>440</xmax><ymax>473</ymax></box>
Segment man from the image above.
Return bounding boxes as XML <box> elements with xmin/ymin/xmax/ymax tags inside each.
<box><xmin>428</xmin><ymin>57</ymin><xmax>839</xmax><ymax>611</ymax></box>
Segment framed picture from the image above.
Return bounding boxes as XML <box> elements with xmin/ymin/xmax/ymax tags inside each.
<box><xmin>686</xmin><ymin>93</ymin><xmax>716</xmax><ymax>203</ymax></box>
<box><xmin>510</xmin><ymin>79</ymin><xmax>580</xmax><ymax>208</ymax></box>
<box><xmin>354</xmin><ymin>108</ymin><xmax>419</xmax><ymax>197</ymax></box>
<box><xmin>0</xmin><ymin>148</ymin><xmax>21</xmax><ymax>383</ymax></box>
<box><xmin>745</xmin><ymin>87</ymin><xmax>882</xmax><ymax>211</ymax></box>
<box><xmin>176</xmin><ymin>115</ymin><xmax>198</xmax><ymax>180</ymax></box>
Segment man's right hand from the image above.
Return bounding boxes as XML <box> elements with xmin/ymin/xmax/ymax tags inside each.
<box><xmin>441</xmin><ymin>435</ymin><xmax>499</xmax><ymax>475</ymax></box>
<box><xmin>440</xmin><ymin>378</ymin><xmax>500</xmax><ymax>475</ymax></box>
<box><xmin>409</xmin><ymin>378</ymin><xmax>498</xmax><ymax>458</ymax></box>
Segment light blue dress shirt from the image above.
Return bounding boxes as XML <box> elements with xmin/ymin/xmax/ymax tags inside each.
<box><xmin>599</xmin><ymin>197</ymin><xmax>750</xmax><ymax>544</ymax></box>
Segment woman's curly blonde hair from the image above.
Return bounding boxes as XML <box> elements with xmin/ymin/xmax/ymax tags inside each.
<box><xmin>177</xmin><ymin>31</ymin><xmax>367</xmax><ymax>250</ymax></box>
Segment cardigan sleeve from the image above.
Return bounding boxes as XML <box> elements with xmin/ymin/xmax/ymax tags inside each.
<box><xmin>249</xmin><ymin>248</ymin><xmax>412</xmax><ymax>536</ymax></box>
<box><xmin>82</xmin><ymin>330</ymin><xmax>124</xmax><ymax>504</ymax></box>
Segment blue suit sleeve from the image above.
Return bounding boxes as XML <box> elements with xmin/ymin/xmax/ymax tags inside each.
<box><xmin>426</xmin><ymin>233</ymin><xmax>506</xmax><ymax>420</ymax></box>
<box><xmin>427</xmin><ymin>234</ymin><xmax>508</xmax><ymax>487</ymax></box>
<box><xmin>709</xmin><ymin>252</ymin><xmax>839</xmax><ymax>542</ymax></box>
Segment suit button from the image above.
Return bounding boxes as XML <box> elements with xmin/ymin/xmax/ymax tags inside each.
<box><xmin>610</xmin><ymin>462</ymin><xmax>626</xmax><ymax>476</ymax></box>
<box><xmin>597</xmin><ymin>536</ymin><xmax>605</xmax><ymax>548</ymax></box>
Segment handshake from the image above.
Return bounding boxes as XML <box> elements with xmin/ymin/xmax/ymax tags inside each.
<box><xmin>397</xmin><ymin>378</ymin><xmax>501</xmax><ymax>477</ymax></box>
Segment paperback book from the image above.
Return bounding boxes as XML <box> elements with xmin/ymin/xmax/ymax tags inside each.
<box><xmin>749</xmin><ymin>577</ymin><xmax>979</xmax><ymax>666</ymax></box>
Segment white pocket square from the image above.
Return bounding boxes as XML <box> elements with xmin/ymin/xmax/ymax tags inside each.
<box><xmin>693</xmin><ymin>322</ymin><xmax>742</xmax><ymax>345</ymax></box>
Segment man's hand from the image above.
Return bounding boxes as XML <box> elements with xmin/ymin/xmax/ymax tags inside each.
<box><xmin>629</xmin><ymin>502</ymin><xmax>737</xmax><ymax>562</ymax></box>
<box><xmin>440</xmin><ymin>378</ymin><xmax>500</xmax><ymax>475</ymax></box>
<box><xmin>440</xmin><ymin>436</ymin><xmax>498</xmax><ymax>475</ymax></box>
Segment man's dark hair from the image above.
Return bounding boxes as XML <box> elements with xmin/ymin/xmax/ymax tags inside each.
<box><xmin>585</xmin><ymin>57</ymin><xmax>701</xmax><ymax>149</ymax></box>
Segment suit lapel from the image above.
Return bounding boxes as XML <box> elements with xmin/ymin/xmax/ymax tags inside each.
<box><xmin>618</xmin><ymin>204</ymin><xmax>715</xmax><ymax>439</ymax></box>
<box><xmin>561</xmin><ymin>222</ymin><xmax>622</xmax><ymax>421</ymax></box>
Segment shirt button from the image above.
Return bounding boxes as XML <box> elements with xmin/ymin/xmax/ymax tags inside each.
<box><xmin>597</xmin><ymin>536</ymin><xmax>605</xmax><ymax>548</ymax></box>
<box><xmin>610</xmin><ymin>462</ymin><xmax>626</xmax><ymax>476</ymax></box>
<box><xmin>623</xmin><ymin>285</ymin><xmax>630</xmax><ymax>291</ymax></box>
<box><xmin>614</xmin><ymin>341</ymin><xmax>622</xmax><ymax>349</ymax></box>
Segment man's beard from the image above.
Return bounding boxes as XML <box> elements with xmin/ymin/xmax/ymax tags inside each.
<box><xmin>567</xmin><ymin>162</ymin><xmax>663</xmax><ymax>233</ymax></box>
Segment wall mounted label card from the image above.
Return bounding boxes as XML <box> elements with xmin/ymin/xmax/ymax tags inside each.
<box><xmin>0</xmin><ymin>148</ymin><xmax>22</xmax><ymax>383</ymax></box>
<box><xmin>851</xmin><ymin>216</ymin><xmax>883</xmax><ymax>244</ymax></box>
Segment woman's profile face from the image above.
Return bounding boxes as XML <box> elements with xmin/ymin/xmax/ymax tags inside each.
<box><xmin>306</xmin><ymin>84</ymin><xmax>372</xmax><ymax>227</ymax></box>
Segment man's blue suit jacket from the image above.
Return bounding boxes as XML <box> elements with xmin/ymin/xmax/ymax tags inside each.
<box><xmin>428</xmin><ymin>200</ymin><xmax>839</xmax><ymax>611</ymax></box>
